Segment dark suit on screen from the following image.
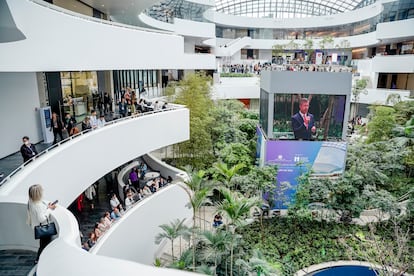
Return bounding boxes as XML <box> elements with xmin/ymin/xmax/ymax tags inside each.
<box><xmin>291</xmin><ymin>112</ymin><xmax>315</xmax><ymax>140</ymax></box>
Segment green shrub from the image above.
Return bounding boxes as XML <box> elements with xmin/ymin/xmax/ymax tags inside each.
<box><xmin>220</xmin><ymin>72</ymin><xmax>254</xmax><ymax>78</ymax></box>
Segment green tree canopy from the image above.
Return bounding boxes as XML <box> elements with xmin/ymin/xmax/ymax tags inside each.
<box><xmin>367</xmin><ymin>106</ymin><xmax>396</xmax><ymax>143</ymax></box>
<box><xmin>170</xmin><ymin>73</ymin><xmax>215</xmax><ymax>169</ymax></box>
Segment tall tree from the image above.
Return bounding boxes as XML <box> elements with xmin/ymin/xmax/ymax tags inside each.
<box><xmin>217</xmin><ymin>187</ymin><xmax>260</xmax><ymax>275</ymax></box>
<box><xmin>170</xmin><ymin>73</ymin><xmax>215</xmax><ymax>169</ymax></box>
<box><xmin>182</xmin><ymin>166</ymin><xmax>212</xmax><ymax>270</ymax></box>
<box><xmin>367</xmin><ymin>106</ymin><xmax>396</xmax><ymax>143</ymax></box>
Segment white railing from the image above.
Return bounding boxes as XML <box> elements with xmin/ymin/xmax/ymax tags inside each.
<box><xmin>31</xmin><ymin>184</ymin><xmax>197</xmax><ymax>276</ymax></box>
<box><xmin>29</xmin><ymin>0</ymin><xmax>173</xmax><ymax>35</ymax></box>
<box><xmin>0</xmin><ymin>105</ymin><xmax>183</xmax><ymax>187</ymax></box>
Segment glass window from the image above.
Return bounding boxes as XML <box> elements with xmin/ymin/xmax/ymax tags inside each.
<box><xmin>215</xmin><ymin>0</ymin><xmax>366</xmax><ymax>18</ymax></box>
<box><xmin>259</xmin><ymin>89</ymin><xmax>269</xmax><ymax>135</ymax></box>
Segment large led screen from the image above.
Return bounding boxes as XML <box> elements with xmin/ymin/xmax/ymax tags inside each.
<box><xmin>273</xmin><ymin>94</ymin><xmax>347</xmax><ymax>141</ymax></box>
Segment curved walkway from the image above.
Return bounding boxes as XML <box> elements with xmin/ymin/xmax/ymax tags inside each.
<box><xmin>0</xmin><ymin>106</ymin><xmax>189</xmax><ymax>208</ymax></box>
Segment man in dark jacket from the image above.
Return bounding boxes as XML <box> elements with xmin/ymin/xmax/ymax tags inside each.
<box><xmin>20</xmin><ymin>136</ymin><xmax>38</xmax><ymax>163</ymax></box>
<box><xmin>64</xmin><ymin>113</ymin><xmax>77</xmax><ymax>136</ymax></box>
<box><xmin>291</xmin><ymin>98</ymin><xmax>316</xmax><ymax>140</ymax></box>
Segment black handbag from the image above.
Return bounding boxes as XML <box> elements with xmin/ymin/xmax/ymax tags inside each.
<box><xmin>34</xmin><ymin>219</ymin><xmax>57</xmax><ymax>240</ymax></box>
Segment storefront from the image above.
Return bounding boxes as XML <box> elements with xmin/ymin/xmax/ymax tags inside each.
<box><xmin>60</xmin><ymin>71</ymin><xmax>98</xmax><ymax>122</ymax></box>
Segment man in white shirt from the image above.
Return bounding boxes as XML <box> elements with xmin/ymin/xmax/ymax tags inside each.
<box><xmin>90</xmin><ymin>110</ymin><xmax>98</xmax><ymax>129</ymax></box>
<box><xmin>97</xmin><ymin>114</ymin><xmax>106</xmax><ymax>128</ymax></box>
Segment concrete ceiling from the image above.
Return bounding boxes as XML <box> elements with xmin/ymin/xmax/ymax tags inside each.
<box><xmin>81</xmin><ymin>0</ymin><xmax>159</xmax><ymax>26</ymax></box>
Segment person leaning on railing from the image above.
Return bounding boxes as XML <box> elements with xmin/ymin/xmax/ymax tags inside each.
<box><xmin>27</xmin><ymin>184</ymin><xmax>57</xmax><ymax>264</ymax></box>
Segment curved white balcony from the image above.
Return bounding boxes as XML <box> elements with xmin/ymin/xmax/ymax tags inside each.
<box><xmin>0</xmin><ymin>0</ymin><xmax>215</xmax><ymax>72</ymax></box>
<box><xmin>138</xmin><ymin>13</ymin><xmax>215</xmax><ymax>39</ymax></box>
<box><xmin>0</xmin><ymin>107</ymin><xmax>189</xmax><ymax>208</ymax></box>
<box><xmin>0</xmin><ymin>106</ymin><xmax>197</xmax><ymax>275</ymax></box>
<box><xmin>213</xmin><ymin>76</ymin><xmax>260</xmax><ymax>100</ymax></box>
<box><xmin>0</xmin><ymin>184</ymin><xmax>196</xmax><ymax>276</ymax></box>
<box><xmin>206</xmin><ymin>2</ymin><xmax>383</xmax><ymax>29</ymax></box>
<box><xmin>215</xmin><ymin>31</ymin><xmax>379</xmax><ymax>56</ymax></box>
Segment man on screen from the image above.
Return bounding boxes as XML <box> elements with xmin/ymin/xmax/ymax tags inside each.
<box><xmin>291</xmin><ymin>98</ymin><xmax>316</xmax><ymax>140</ymax></box>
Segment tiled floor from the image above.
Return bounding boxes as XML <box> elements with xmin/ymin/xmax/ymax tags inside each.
<box><xmin>0</xmin><ymin>143</ymin><xmax>50</xmax><ymax>181</ymax></box>
<box><xmin>0</xmin><ymin>113</ymin><xmax>117</xmax><ymax>183</ymax></box>
<box><xmin>70</xmin><ymin>177</ymin><xmax>114</xmax><ymax>245</ymax></box>
<box><xmin>0</xmin><ymin>250</ymin><xmax>37</xmax><ymax>276</ymax></box>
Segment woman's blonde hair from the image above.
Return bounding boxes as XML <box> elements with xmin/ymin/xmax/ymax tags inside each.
<box><xmin>28</xmin><ymin>184</ymin><xmax>43</xmax><ymax>202</ymax></box>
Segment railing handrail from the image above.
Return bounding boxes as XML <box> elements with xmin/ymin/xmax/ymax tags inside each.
<box><xmin>88</xmin><ymin>181</ymin><xmax>181</xmax><ymax>254</ymax></box>
<box><xmin>0</xmin><ymin>105</ymin><xmax>184</xmax><ymax>187</ymax></box>
<box><xmin>29</xmin><ymin>0</ymin><xmax>174</xmax><ymax>36</ymax></box>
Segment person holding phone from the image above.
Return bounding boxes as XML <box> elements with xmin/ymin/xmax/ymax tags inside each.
<box><xmin>27</xmin><ymin>184</ymin><xmax>57</xmax><ymax>264</ymax></box>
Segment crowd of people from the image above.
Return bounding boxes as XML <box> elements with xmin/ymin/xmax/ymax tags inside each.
<box><xmin>118</xmin><ymin>87</ymin><xmax>168</xmax><ymax>118</ymax></box>
<box><xmin>348</xmin><ymin>115</ymin><xmax>365</xmax><ymax>135</ymax></box>
<box><xmin>221</xmin><ymin>62</ymin><xmax>352</xmax><ymax>75</ymax></box>
<box><xmin>79</xmin><ymin>162</ymin><xmax>173</xmax><ymax>251</ymax></box>
<box><xmin>19</xmin><ymin>92</ymin><xmax>170</xmax><ymax>164</ymax></box>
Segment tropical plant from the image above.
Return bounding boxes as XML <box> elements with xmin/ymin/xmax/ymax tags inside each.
<box><xmin>182</xmin><ymin>166</ymin><xmax>212</xmax><ymax>270</ymax></box>
<box><xmin>303</xmin><ymin>38</ymin><xmax>314</xmax><ymax>64</ymax></box>
<box><xmin>169</xmin><ymin>72</ymin><xmax>215</xmax><ymax>169</ymax></box>
<box><xmin>341</xmin><ymin>221</ymin><xmax>411</xmax><ymax>276</ymax></box>
<box><xmin>213</xmin><ymin>162</ymin><xmax>245</xmax><ymax>190</ymax></box>
<box><xmin>318</xmin><ymin>36</ymin><xmax>334</xmax><ymax>50</ymax></box>
<box><xmin>200</xmin><ymin>229</ymin><xmax>233</xmax><ymax>275</ymax></box>
<box><xmin>236</xmin><ymin>249</ymin><xmax>279</xmax><ymax>276</ymax></box>
<box><xmin>154</xmin><ymin>258</ymin><xmax>162</xmax><ymax>267</ymax></box>
<box><xmin>351</xmin><ymin>78</ymin><xmax>368</xmax><ymax>119</ymax></box>
<box><xmin>196</xmin><ymin>264</ymin><xmax>215</xmax><ymax>275</ymax></box>
<box><xmin>285</xmin><ymin>40</ymin><xmax>299</xmax><ymax>50</ymax></box>
<box><xmin>367</xmin><ymin>106</ymin><xmax>396</xmax><ymax>143</ymax></box>
<box><xmin>272</xmin><ymin>44</ymin><xmax>285</xmax><ymax>58</ymax></box>
<box><xmin>218</xmin><ymin>143</ymin><xmax>253</xmax><ymax>174</ymax></box>
<box><xmin>155</xmin><ymin>218</ymin><xmax>190</xmax><ymax>261</ymax></box>
<box><xmin>235</xmin><ymin>165</ymin><xmax>278</xmax><ymax>198</ymax></box>
<box><xmin>217</xmin><ymin>187</ymin><xmax>261</xmax><ymax>276</ymax></box>
<box><xmin>220</xmin><ymin>72</ymin><xmax>254</xmax><ymax>78</ymax></box>
<box><xmin>393</xmin><ymin>101</ymin><xmax>414</xmax><ymax>125</ymax></box>
<box><xmin>385</xmin><ymin>93</ymin><xmax>402</xmax><ymax>105</ymax></box>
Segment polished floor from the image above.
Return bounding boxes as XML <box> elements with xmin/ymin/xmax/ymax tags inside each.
<box><xmin>0</xmin><ymin>250</ymin><xmax>36</xmax><ymax>276</ymax></box>
<box><xmin>0</xmin><ymin>143</ymin><xmax>50</xmax><ymax>182</ymax></box>
<box><xmin>0</xmin><ymin>113</ymin><xmax>117</xmax><ymax>184</ymax></box>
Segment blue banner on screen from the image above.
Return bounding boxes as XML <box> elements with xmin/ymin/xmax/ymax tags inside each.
<box><xmin>265</xmin><ymin>140</ymin><xmax>347</xmax><ymax>209</ymax></box>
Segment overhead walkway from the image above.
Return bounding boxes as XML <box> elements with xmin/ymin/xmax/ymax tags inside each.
<box><xmin>0</xmin><ymin>0</ymin><xmax>215</xmax><ymax>72</ymax></box>
<box><xmin>215</xmin><ymin>36</ymin><xmax>252</xmax><ymax>57</ymax></box>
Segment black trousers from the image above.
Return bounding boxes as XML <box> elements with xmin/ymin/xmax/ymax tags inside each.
<box><xmin>36</xmin><ymin>236</ymin><xmax>52</xmax><ymax>261</ymax></box>
<box><xmin>53</xmin><ymin>128</ymin><xmax>63</xmax><ymax>144</ymax></box>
